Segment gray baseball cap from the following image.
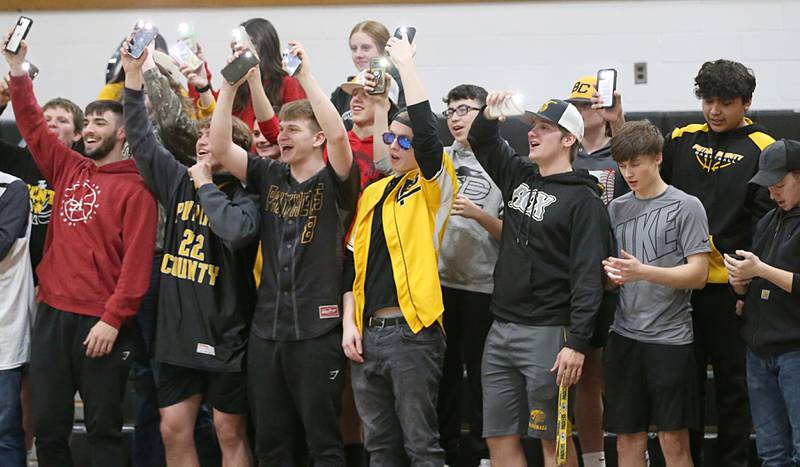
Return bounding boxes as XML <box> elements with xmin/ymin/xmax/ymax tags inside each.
<box><xmin>750</xmin><ymin>139</ymin><xmax>800</xmax><ymax>187</ymax></box>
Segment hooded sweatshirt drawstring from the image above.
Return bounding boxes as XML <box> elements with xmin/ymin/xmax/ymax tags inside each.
<box><xmin>515</xmin><ymin>174</ymin><xmax>539</xmax><ymax>246</ymax></box>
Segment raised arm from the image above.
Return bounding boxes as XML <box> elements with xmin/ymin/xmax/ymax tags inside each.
<box><xmin>364</xmin><ymin>72</ymin><xmax>393</xmax><ymax>175</ymax></box>
<box><xmin>289</xmin><ymin>41</ymin><xmax>353</xmax><ymax>180</ymax></box>
<box><xmin>208</xmin><ymin>51</ymin><xmax>254</xmax><ymax>182</ymax></box>
<box><xmin>385</xmin><ymin>33</ymin><xmax>443</xmax><ymax>180</ymax></box>
<box><xmin>121</xmin><ymin>41</ymin><xmax>185</xmax><ymax>203</ymax></box>
<box><xmin>3</xmin><ymin>35</ymin><xmax>81</xmax><ymax>182</ymax></box>
<box><xmin>0</xmin><ymin>178</ymin><xmax>29</xmax><ymax>261</ymax></box>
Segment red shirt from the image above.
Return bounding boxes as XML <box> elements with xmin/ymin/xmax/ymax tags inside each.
<box><xmin>324</xmin><ymin>131</ymin><xmax>383</xmax><ymax>192</ymax></box>
<box><xmin>10</xmin><ymin>75</ymin><xmax>158</xmax><ymax>329</ymax></box>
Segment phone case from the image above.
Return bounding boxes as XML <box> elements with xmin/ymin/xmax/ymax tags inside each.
<box><xmin>221</xmin><ymin>51</ymin><xmax>260</xmax><ymax>85</ymax></box>
<box><xmin>281</xmin><ymin>49</ymin><xmax>302</xmax><ymax>76</ymax></box>
<box><xmin>486</xmin><ymin>95</ymin><xmax>525</xmax><ymax>119</ymax></box>
<box><xmin>4</xmin><ymin>16</ymin><xmax>33</xmax><ymax>54</ymax></box>
<box><xmin>170</xmin><ymin>41</ymin><xmax>203</xmax><ymax>70</ymax></box>
<box><xmin>394</xmin><ymin>26</ymin><xmax>416</xmax><ymax>43</ymax></box>
<box><xmin>367</xmin><ymin>58</ymin><xmax>386</xmax><ymax>95</ymax></box>
<box><xmin>129</xmin><ymin>27</ymin><xmax>159</xmax><ymax>59</ymax></box>
<box><xmin>596</xmin><ymin>68</ymin><xmax>617</xmax><ymax>109</ymax></box>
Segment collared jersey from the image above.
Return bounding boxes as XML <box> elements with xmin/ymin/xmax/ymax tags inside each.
<box><xmin>248</xmin><ymin>156</ymin><xmax>359</xmax><ymax>341</ymax></box>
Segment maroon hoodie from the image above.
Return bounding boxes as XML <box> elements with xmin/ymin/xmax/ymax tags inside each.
<box><xmin>10</xmin><ymin>74</ymin><xmax>157</xmax><ymax>329</ymax></box>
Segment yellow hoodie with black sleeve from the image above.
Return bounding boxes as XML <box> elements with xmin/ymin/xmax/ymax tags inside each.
<box><xmin>348</xmin><ymin>101</ymin><xmax>458</xmax><ymax>334</ymax></box>
<box><xmin>661</xmin><ymin>118</ymin><xmax>775</xmax><ymax>283</ymax></box>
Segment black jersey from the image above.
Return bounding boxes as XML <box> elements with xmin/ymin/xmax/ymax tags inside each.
<box><xmin>247</xmin><ymin>155</ymin><xmax>358</xmax><ymax>341</ymax></box>
<box><xmin>124</xmin><ymin>88</ymin><xmax>259</xmax><ymax>372</ymax></box>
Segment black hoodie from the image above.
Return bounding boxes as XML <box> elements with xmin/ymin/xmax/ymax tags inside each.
<box><xmin>740</xmin><ymin>206</ymin><xmax>800</xmax><ymax>358</ymax></box>
<box><xmin>468</xmin><ymin>111</ymin><xmax>611</xmax><ymax>353</ymax></box>
<box><xmin>661</xmin><ymin>120</ymin><xmax>775</xmax><ymax>283</ymax></box>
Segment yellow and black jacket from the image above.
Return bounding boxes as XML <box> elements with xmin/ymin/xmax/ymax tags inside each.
<box><xmin>662</xmin><ymin>119</ymin><xmax>775</xmax><ymax>283</ymax></box>
<box><xmin>348</xmin><ymin>101</ymin><xmax>458</xmax><ymax>334</ymax></box>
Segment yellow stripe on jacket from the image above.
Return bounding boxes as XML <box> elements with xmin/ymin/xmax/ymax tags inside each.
<box><xmin>350</xmin><ymin>150</ymin><xmax>458</xmax><ymax>334</ymax></box>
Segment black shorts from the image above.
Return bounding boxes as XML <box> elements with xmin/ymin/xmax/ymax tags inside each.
<box><xmin>589</xmin><ymin>290</ymin><xmax>617</xmax><ymax>348</ymax></box>
<box><xmin>603</xmin><ymin>332</ymin><xmax>699</xmax><ymax>433</ymax></box>
<box><xmin>156</xmin><ymin>362</ymin><xmax>247</xmax><ymax>414</ymax></box>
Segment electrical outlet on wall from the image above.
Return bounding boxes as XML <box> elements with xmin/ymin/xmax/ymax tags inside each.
<box><xmin>634</xmin><ymin>62</ymin><xmax>647</xmax><ymax>84</ymax></box>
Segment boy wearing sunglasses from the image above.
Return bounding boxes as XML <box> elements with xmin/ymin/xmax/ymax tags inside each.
<box><xmin>436</xmin><ymin>84</ymin><xmax>502</xmax><ymax>466</ymax></box>
<box><xmin>468</xmin><ymin>94</ymin><xmax>610</xmax><ymax>467</ymax></box>
<box><xmin>341</xmin><ymin>32</ymin><xmax>458</xmax><ymax>465</ymax></box>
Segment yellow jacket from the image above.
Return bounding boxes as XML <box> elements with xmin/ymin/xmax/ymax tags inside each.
<box><xmin>350</xmin><ymin>151</ymin><xmax>458</xmax><ymax>333</ymax></box>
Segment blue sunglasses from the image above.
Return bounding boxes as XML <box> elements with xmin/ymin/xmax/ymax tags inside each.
<box><xmin>382</xmin><ymin>132</ymin><xmax>412</xmax><ymax>150</ymax></box>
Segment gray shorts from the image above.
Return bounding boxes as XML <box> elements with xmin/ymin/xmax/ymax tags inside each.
<box><xmin>481</xmin><ymin>321</ymin><xmax>567</xmax><ymax>439</ymax></box>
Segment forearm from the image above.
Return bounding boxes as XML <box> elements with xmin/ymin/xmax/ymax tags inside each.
<box><xmin>342</xmin><ymin>291</ymin><xmax>357</xmax><ymax>327</ymax></box>
<box><xmin>249</xmin><ymin>77</ymin><xmax>275</xmax><ymax>123</ymax></box>
<box><xmin>475</xmin><ymin>213</ymin><xmax>502</xmax><ymax>241</ymax></box>
<box><xmin>392</xmin><ymin>60</ymin><xmax>426</xmax><ymax>106</ymax></box>
<box><xmin>758</xmin><ymin>263</ymin><xmax>795</xmax><ymax>294</ymax></box>
<box><xmin>209</xmin><ymin>86</ymin><xmax>248</xmax><ymax>181</ymax></box>
<box><xmin>641</xmin><ymin>261</ymin><xmax>707</xmax><ymax>290</ymax></box>
<box><xmin>143</xmin><ymin>69</ymin><xmax>198</xmax><ymax>163</ymax></box>
<box><xmin>197</xmin><ymin>184</ymin><xmax>259</xmax><ymax>249</ymax></box>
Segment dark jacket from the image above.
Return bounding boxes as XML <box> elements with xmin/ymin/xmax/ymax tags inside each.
<box><xmin>740</xmin><ymin>205</ymin><xmax>800</xmax><ymax>358</ymax></box>
<box><xmin>661</xmin><ymin>120</ymin><xmax>775</xmax><ymax>283</ymax></box>
<box><xmin>468</xmin><ymin>110</ymin><xmax>611</xmax><ymax>353</ymax></box>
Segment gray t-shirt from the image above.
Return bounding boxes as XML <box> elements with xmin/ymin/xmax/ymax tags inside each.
<box><xmin>609</xmin><ymin>185</ymin><xmax>710</xmax><ymax>344</ymax></box>
<box><xmin>438</xmin><ymin>141</ymin><xmax>503</xmax><ymax>294</ymax></box>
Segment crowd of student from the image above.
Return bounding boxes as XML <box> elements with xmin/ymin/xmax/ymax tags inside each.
<box><xmin>0</xmin><ymin>15</ymin><xmax>799</xmax><ymax>467</ymax></box>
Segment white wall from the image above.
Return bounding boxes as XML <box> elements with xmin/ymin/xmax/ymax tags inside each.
<box><xmin>1</xmin><ymin>0</ymin><xmax>798</xmax><ymax>121</ymax></box>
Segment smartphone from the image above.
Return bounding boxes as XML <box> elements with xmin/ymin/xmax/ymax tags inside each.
<box><xmin>281</xmin><ymin>47</ymin><xmax>302</xmax><ymax>76</ymax></box>
<box><xmin>129</xmin><ymin>24</ymin><xmax>159</xmax><ymax>59</ymax></box>
<box><xmin>4</xmin><ymin>16</ymin><xmax>33</xmax><ymax>55</ymax></box>
<box><xmin>729</xmin><ymin>253</ymin><xmax>745</xmax><ymax>261</ymax></box>
<box><xmin>393</xmin><ymin>26</ymin><xmax>416</xmax><ymax>44</ymax></box>
<box><xmin>367</xmin><ymin>57</ymin><xmax>386</xmax><ymax>95</ymax></box>
<box><xmin>486</xmin><ymin>93</ymin><xmax>525</xmax><ymax>119</ymax></box>
<box><xmin>596</xmin><ymin>68</ymin><xmax>617</xmax><ymax>109</ymax></box>
<box><xmin>221</xmin><ymin>50</ymin><xmax>260</xmax><ymax>85</ymax></box>
<box><xmin>169</xmin><ymin>40</ymin><xmax>203</xmax><ymax>70</ymax></box>
<box><xmin>177</xmin><ymin>22</ymin><xmax>198</xmax><ymax>53</ymax></box>
<box><xmin>232</xmin><ymin>26</ymin><xmax>258</xmax><ymax>56</ymax></box>
<box><xmin>22</xmin><ymin>61</ymin><xmax>38</xmax><ymax>80</ymax></box>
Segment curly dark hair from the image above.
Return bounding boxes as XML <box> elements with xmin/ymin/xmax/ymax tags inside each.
<box><xmin>694</xmin><ymin>59</ymin><xmax>756</xmax><ymax>102</ymax></box>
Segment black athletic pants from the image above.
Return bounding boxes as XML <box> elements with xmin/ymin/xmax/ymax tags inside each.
<box><xmin>248</xmin><ymin>328</ymin><xmax>346</xmax><ymax>466</ymax></box>
<box><xmin>31</xmin><ymin>303</ymin><xmax>134</xmax><ymax>467</ymax></box>
<box><xmin>437</xmin><ymin>287</ymin><xmax>493</xmax><ymax>466</ymax></box>
<box><xmin>689</xmin><ymin>283</ymin><xmax>751</xmax><ymax>467</ymax></box>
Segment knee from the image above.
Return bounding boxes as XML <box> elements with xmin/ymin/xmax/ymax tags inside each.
<box><xmin>617</xmin><ymin>433</ymin><xmax>647</xmax><ymax>456</ymax></box>
<box><xmin>214</xmin><ymin>415</ymin><xmax>245</xmax><ymax>448</ymax></box>
<box><xmin>159</xmin><ymin>416</ymin><xmax>193</xmax><ymax>447</ymax></box>
<box><xmin>659</xmin><ymin>431</ymin><xmax>690</xmax><ymax>459</ymax></box>
<box><xmin>487</xmin><ymin>435</ymin><xmax>522</xmax><ymax>456</ymax></box>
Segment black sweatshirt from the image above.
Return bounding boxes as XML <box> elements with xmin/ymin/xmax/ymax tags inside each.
<box><xmin>124</xmin><ymin>87</ymin><xmax>258</xmax><ymax>372</ymax></box>
<box><xmin>740</xmin><ymin>206</ymin><xmax>800</xmax><ymax>358</ymax></box>
<box><xmin>468</xmin><ymin>110</ymin><xmax>610</xmax><ymax>353</ymax></box>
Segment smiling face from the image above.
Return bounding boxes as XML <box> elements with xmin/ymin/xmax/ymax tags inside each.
<box><xmin>278</xmin><ymin>119</ymin><xmax>323</xmax><ymax>166</ymax></box>
<box><xmin>44</xmin><ymin>106</ymin><xmax>82</xmax><ymax>148</ymax></box>
<box><xmin>82</xmin><ymin>110</ymin><xmax>124</xmax><ymax>161</ymax></box>
<box><xmin>702</xmin><ymin>96</ymin><xmax>750</xmax><ymax>133</ymax></box>
<box><xmin>349</xmin><ymin>88</ymin><xmax>376</xmax><ymax>128</ymax></box>
<box><xmin>768</xmin><ymin>171</ymin><xmax>800</xmax><ymax>211</ymax></box>
<box><xmin>194</xmin><ymin>127</ymin><xmax>221</xmax><ymax>171</ymax></box>
<box><xmin>349</xmin><ymin>31</ymin><xmax>381</xmax><ymax>72</ymax></box>
<box><xmin>388</xmin><ymin>121</ymin><xmax>417</xmax><ymax>175</ymax></box>
<box><xmin>527</xmin><ymin>118</ymin><xmax>574</xmax><ymax>165</ymax></box>
<box><xmin>252</xmin><ymin>122</ymin><xmax>280</xmax><ymax>160</ymax></box>
<box><xmin>445</xmin><ymin>98</ymin><xmax>481</xmax><ymax>146</ymax></box>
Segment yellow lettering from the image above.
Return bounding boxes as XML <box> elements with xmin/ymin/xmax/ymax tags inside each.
<box><xmin>186</xmin><ymin>259</ymin><xmax>198</xmax><ymax>282</ymax></box>
<box><xmin>160</xmin><ymin>254</ymin><xmax>174</xmax><ymax>274</ymax></box>
<box><xmin>196</xmin><ymin>263</ymin><xmax>209</xmax><ymax>283</ymax></box>
<box><xmin>207</xmin><ymin>265</ymin><xmax>220</xmax><ymax>286</ymax></box>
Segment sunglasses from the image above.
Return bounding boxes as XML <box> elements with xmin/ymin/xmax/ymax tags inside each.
<box><xmin>382</xmin><ymin>132</ymin><xmax>412</xmax><ymax>150</ymax></box>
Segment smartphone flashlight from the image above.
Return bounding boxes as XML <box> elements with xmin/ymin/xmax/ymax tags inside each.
<box><xmin>177</xmin><ymin>22</ymin><xmax>192</xmax><ymax>36</ymax></box>
<box><xmin>375</xmin><ymin>57</ymin><xmax>389</xmax><ymax>68</ymax></box>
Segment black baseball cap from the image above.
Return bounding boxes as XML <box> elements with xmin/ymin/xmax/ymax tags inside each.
<box><xmin>749</xmin><ymin>139</ymin><xmax>800</xmax><ymax>187</ymax></box>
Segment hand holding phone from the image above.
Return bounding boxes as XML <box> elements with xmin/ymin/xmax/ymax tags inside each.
<box><xmin>393</xmin><ymin>26</ymin><xmax>416</xmax><ymax>44</ymax></box>
<box><xmin>596</xmin><ymin>68</ymin><xmax>617</xmax><ymax>109</ymax></box>
<box><xmin>129</xmin><ymin>23</ymin><xmax>158</xmax><ymax>60</ymax></box>
<box><xmin>486</xmin><ymin>93</ymin><xmax>525</xmax><ymax>119</ymax></box>
<box><xmin>282</xmin><ymin>47</ymin><xmax>302</xmax><ymax>76</ymax></box>
<box><xmin>4</xmin><ymin>16</ymin><xmax>33</xmax><ymax>55</ymax></box>
<box><xmin>367</xmin><ymin>57</ymin><xmax>387</xmax><ymax>95</ymax></box>
<box><xmin>221</xmin><ymin>49</ymin><xmax>260</xmax><ymax>86</ymax></box>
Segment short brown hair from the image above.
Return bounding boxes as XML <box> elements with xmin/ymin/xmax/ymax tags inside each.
<box><xmin>43</xmin><ymin>98</ymin><xmax>84</xmax><ymax>133</ymax></box>
<box><xmin>279</xmin><ymin>100</ymin><xmax>322</xmax><ymax>134</ymax></box>
<box><xmin>84</xmin><ymin>99</ymin><xmax>123</xmax><ymax>127</ymax></box>
<box><xmin>350</xmin><ymin>20</ymin><xmax>390</xmax><ymax>53</ymax></box>
<box><xmin>610</xmin><ymin>120</ymin><xmax>664</xmax><ymax>163</ymax></box>
<box><xmin>197</xmin><ymin>116</ymin><xmax>253</xmax><ymax>152</ymax></box>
